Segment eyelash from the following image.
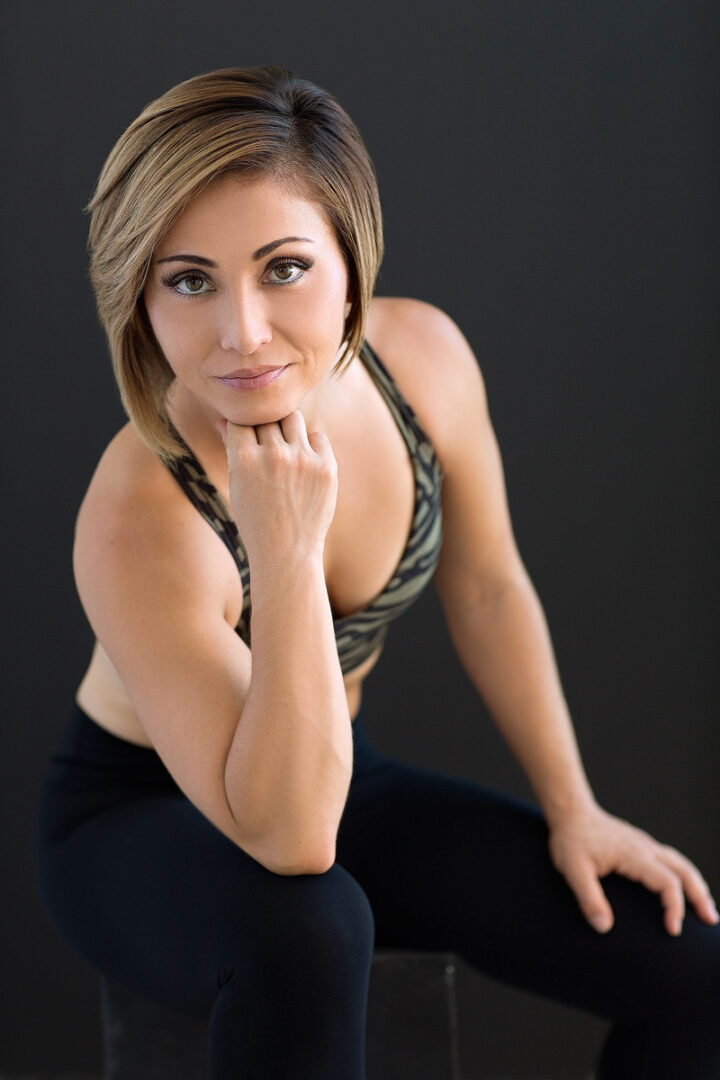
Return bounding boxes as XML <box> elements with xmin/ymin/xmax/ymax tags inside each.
<box><xmin>160</xmin><ymin>255</ymin><xmax>315</xmax><ymax>296</ymax></box>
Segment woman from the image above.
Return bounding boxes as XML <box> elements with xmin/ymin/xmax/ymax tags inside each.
<box><xmin>35</xmin><ymin>65</ymin><xmax>719</xmax><ymax>1078</ymax></box>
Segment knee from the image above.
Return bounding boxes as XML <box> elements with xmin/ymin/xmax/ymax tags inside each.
<box><xmin>271</xmin><ymin>862</ymin><xmax>374</xmax><ymax>963</ymax></box>
<box><xmin>625</xmin><ymin>913</ymin><xmax>720</xmax><ymax>1020</ymax></box>
<box><xmin>666</xmin><ymin>917</ymin><xmax>720</xmax><ymax>1009</ymax></box>
<box><xmin>223</xmin><ymin>861</ymin><xmax>375</xmax><ymax>980</ymax></box>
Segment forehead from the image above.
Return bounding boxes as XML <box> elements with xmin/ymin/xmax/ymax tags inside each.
<box><xmin>156</xmin><ymin>173</ymin><xmax>335</xmax><ymax>254</ymax></box>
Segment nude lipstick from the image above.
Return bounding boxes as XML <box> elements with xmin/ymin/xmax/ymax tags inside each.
<box><xmin>216</xmin><ymin>365</ymin><xmax>288</xmax><ymax>391</ymax></box>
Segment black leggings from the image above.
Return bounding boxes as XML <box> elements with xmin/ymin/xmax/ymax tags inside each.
<box><xmin>34</xmin><ymin>702</ymin><xmax>720</xmax><ymax>1079</ymax></box>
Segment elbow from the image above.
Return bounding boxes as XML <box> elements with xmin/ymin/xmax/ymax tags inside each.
<box><xmin>261</xmin><ymin>843</ymin><xmax>336</xmax><ymax>877</ymax></box>
<box><xmin>240</xmin><ymin>829</ymin><xmax>337</xmax><ymax>876</ymax></box>
<box><xmin>267</xmin><ymin>851</ymin><xmax>336</xmax><ymax>876</ymax></box>
<box><xmin>225</xmin><ymin>781</ymin><xmax>343</xmax><ymax>872</ymax></box>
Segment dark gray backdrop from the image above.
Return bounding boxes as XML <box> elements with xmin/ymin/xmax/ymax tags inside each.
<box><xmin>2</xmin><ymin>2</ymin><xmax>718</xmax><ymax>1078</ymax></box>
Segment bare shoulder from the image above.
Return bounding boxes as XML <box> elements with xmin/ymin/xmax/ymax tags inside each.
<box><xmin>76</xmin><ymin>422</ymin><xmax>187</xmax><ymax>562</ymax></box>
<box><xmin>78</xmin><ymin>422</ymin><xmax>170</xmax><ymax>519</ymax></box>
<box><xmin>74</xmin><ymin>423</ymin><xmax>241</xmax><ymax>637</ymax></box>
<box><xmin>366</xmin><ymin>296</ymin><xmax>488</xmax><ymax>455</ymax></box>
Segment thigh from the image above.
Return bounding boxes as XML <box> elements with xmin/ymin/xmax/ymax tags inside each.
<box><xmin>38</xmin><ymin>786</ymin><xmax>373</xmax><ymax>1016</ymax></box>
<box><xmin>336</xmin><ymin>755</ymin><xmax>720</xmax><ymax>1023</ymax></box>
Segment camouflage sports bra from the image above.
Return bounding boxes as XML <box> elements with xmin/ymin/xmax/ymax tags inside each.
<box><xmin>165</xmin><ymin>339</ymin><xmax>443</xmax><ymax>674</ymax></box>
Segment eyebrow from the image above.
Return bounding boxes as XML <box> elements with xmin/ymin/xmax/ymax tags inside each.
<box><xmin>156</xmin><ymin>236</ymin><xmax>315</xmax><ymax>267</ymax></box>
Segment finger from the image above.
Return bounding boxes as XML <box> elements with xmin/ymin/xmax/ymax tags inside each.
<box><xmin>657</xmin><ymin>848</ymin><xmax>719</xmax><ymax>927</ymax></box>
<box><xmin>619</xmin><ymin>859</ymin><xmax>686</xmax><ymax>936</ymax></box>
<box><xmin>225</xmin><ymin>420</ymin><xmax>260</xmax><ymax>448</ymax></box>
<box><xmin>561</xmin><ymin>858</ymin><xmax>615</xmax><ymax>934</ymax></box>
<box><xmin>659</xmin><ymin>877</ymin><xmax>686</xmax><ymax>937</ymax></box>
<box><xmin>279</xmin><ymin>410</ymin><xmax>311</xmax><ymax>448</ymax></box>
<box><xmin>254</xmin><ymin>421</ymin><xmax>287</xmax><ymax>447</ymax></box>
<box><xmin>307</xmin><ymin>429</ymin><xmax>333</xmax><ymax>457</ymax></box>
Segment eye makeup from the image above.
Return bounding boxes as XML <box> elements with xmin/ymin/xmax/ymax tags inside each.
<box><xmin>159</xmin><ymin>254</ymin><xmax>315</xmax><ymax>295</ymax></box>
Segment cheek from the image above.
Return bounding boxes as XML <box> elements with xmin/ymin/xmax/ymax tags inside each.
<box><xmin>142</xmin><ymin>291</ymin><xmax>171</xmax><ymax>346</ymax></box>
<box><xmin>144</xmin><ymin>293</ymin><xmax>205</xmax><ymax>358</ymax></box>
<box><xmin>295</xmin><ymin>270</ymin><xmax>348</xmax><ymax>339</ymax></box>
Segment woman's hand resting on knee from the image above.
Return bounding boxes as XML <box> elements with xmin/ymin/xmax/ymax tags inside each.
<box><xmin>547</xmin><ymin>803</ymin><xmax>719</xmax><ymax>936</ymax></box>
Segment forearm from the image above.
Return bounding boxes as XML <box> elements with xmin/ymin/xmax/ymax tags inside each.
<box><xmin>224</xmin><ymin>554</ymin><xmax>352</xmax><ymax>872</ymax></box>
<box><xmin>441</xmin><ymin>570</ymin><xmax>596</xmax><ymax>824</ymax></box>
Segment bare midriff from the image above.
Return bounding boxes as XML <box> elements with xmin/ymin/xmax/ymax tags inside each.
<box><xmin>76</xmin><ymin>638</ymin><xmax>382</xmax><ymax>749</ymax></box>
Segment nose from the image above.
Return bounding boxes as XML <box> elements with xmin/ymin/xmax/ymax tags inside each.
<box><xmin>219</xmin><ymin>284</ymin><xmax>272</xmax><ymax>355</ymax></box>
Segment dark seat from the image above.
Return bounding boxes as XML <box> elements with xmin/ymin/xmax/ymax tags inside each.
<box><xmin>101</xmin><ymin>949</ymin><xmax>461</xmax><ymax>1079</ymax></box>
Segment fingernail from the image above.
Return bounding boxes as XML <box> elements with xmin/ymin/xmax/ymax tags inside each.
<box><xmin>590</xmin><ymin>914</ymin><xmax>612</xmax><ymax>934</ymax></box>
<box><xmin>709</xmin><ymin>899</ymin><xmax>719</xmax><ymax>923</ymax></box>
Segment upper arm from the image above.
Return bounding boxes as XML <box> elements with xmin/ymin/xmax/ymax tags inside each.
<box><xmin>373</xmin><ymin>298</ymin><xmax>528</xmax><ymax>610</ymax></box>
<box><xmin>73</xmin><ymin>464</ymin><xmax>252</xmax><ymax>848</ymax></box>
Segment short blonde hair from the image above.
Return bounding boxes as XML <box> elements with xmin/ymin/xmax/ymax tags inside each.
<box><xmin>87</xmin><ymin>65</ymin><xmax>384</xmax><ymax>460</ymax></box>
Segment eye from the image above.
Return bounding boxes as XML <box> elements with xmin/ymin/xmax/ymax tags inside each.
<box><xmin>160</xmin><ymin>270</ymin><xmax>214</xmax><ymax>296</ymax></box>
<box><xmin>265</xmin><ymin>257</ymin><xmax>313</xmax><ymax>285</ymax></box>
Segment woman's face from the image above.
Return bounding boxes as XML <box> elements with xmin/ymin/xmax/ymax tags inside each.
<box><xmin>143</xmin><ymin>173</ymin><xmax>352</xmax><ymax>428</ymax></box>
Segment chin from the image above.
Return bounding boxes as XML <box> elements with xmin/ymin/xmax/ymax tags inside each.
<box><xmin>223</xmin><ymin>398</ymin><xmax>296</xmax><ymax>428</ymax></box>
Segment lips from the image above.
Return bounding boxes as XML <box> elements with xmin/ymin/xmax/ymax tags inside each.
<box><xmin>221</xmin><ymin>365</ymin><xmax>285</xmax><ymax>379</ymax></box>
<box><xmin>216</xmin><ymin>365</ymin><xmax>289</xmax><ymax>391</ymax></box>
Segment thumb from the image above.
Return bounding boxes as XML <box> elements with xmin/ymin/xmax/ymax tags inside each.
<box><xmin>562</xmin><ymin>857</ymin><xmax>615</xmax><ymax>934</ymax></box>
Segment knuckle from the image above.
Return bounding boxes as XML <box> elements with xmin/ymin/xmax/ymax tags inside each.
<box><xmin>660</xmin><ymin>868</ymin><xmax>686</xmax><ymax>894</ymax></box>
<box><xmin>268</xmin><ymin>443</ymin><xmax>291</xmax><ymax>464</ymax></box>
<box><xmin>229</xmin><ymin>446</ymin><xmax>253</xmax><ymax>468</ymax></box>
